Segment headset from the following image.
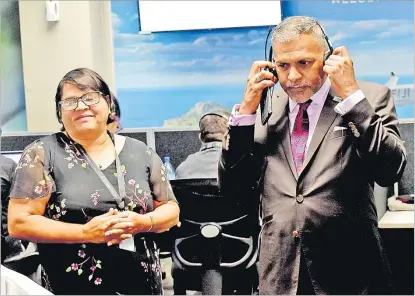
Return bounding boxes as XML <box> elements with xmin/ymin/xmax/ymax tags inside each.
<box><xmin>260</xmin><ymin>19</ymin><xmax>334</xmax><ymax>125</ymax></box>
<box><xmin>198</xmin><ymin>111</ymin><xmax>229</xmax><ymax>129</ymax></box>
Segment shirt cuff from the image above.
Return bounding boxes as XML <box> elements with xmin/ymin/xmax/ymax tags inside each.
<box><xmin>228</xmin><ymin>104</ymin><xmax>257</xmax><ymax>126</ymax></box>
<box><xmin>334</xmin><ymin>90</ymin><xmax>365</xmax><ymax>115</ymax></box>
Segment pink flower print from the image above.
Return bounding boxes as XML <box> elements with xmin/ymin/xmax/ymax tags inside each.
<box><xmin>90</xmin><ymin>266</ymin><xmax>96</xmax><ymax>271</ymax></box>
<box><xmin>141</xmin><ymin>262</ymin><xmax>149</xmax><ymax>273</ymax></box>
<box><xmin>68</xmin><ymin>163</ymin><xmax>74</xmax><ymax>169</ymax></box>
<box><xmin>121</xmin><ymin>165</ymin><xmax>127</xmax><ymax>176</ymax></box>
<box><xmin>94</xmin><ymin>278</ymin><xmax>102</xmax><ymax>285</ymax></box>
<box><xmin>34</xmin><ymin>185</ymin><xmax>43</xmax><ymax>195</ymax></box>
<box><xmin>90</xmin><ymin>190</ymin><xmax>100</xmax><ymax>206</ymax></box>
<box><xmin>128</xmin><ymin>179</ymin><xmax>135</xmax><ymax>186</ymax></box>
<box><xmin>78</xmin><ymin>250</ymin><xmax>86</xmax><ymax>258</ymax></box>
<box><xmin>143</xmin><ymin>191</ymin><xmax>151</xmax><ymax>200</ymax></box>
<box><xmin>71</xmin><ymin>263</ymin><xmax>79</xmax><ymax>271</ymax></box>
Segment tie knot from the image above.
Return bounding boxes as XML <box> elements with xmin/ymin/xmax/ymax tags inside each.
<box><xmin>299</xmin><ymin>100</ymin><xmax>312</xmax><ymax>111</ymax></box>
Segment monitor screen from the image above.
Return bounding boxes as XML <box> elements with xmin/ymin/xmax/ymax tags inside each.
<box><xmin>1</xmin><ymin>151</ymin><xmax>23</xmax><ymax>164</ymax></box>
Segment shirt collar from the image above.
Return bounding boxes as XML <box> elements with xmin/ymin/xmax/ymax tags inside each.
<box><xmin>288</xmin><ymin>78</ymin><xmax>331</xmax><ymax>112</ymax></box>
<box><xmin>200</xmin><ymin>141</ymin><xmax>222</xmax><ymax>151</ymax></box>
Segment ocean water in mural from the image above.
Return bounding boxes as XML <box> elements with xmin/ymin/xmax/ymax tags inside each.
<box><xmin>0</xmin><ymin>1</ymin><xmax>27</xmax><ymax>132</ymax></box>
<box><xmin>111</xmin><ymin>0</ymin><xmax>414</xmax><ymax>128</ymax></box>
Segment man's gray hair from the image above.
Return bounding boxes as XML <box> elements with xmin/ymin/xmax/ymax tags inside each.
<box><xmin>271</xmin><ymin>16</ymin><xmax>330</xmax><ymax>51</ymax></box>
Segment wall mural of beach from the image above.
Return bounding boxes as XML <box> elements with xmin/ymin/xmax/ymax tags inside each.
<box><xmin>111</xmin><ymin>0</ymin><xmax>413</xmax><ymax>129</ymax></box>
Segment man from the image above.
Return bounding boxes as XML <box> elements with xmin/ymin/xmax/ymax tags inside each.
<box><xmin>172</xmin><ymin>110</ymin><xmax>231</xmax><ymax>295</ymax></box>
<box><xmin>176</xmin><ymin>110</ymin><xmax>230</xmax><ymax>179</ymax></box>
<box><xmin>219</xmin><ymin>16</ymin><xmax>407</xmax><ymax>295</ymax></box>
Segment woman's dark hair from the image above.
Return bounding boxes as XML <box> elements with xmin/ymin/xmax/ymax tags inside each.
<box><xmin>55</xmin><ymin>68</ymin><xmax>116</xmax><ymax>128</ymax></box>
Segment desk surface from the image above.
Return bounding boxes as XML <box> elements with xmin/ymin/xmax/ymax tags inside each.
<box><xmin>378</xmin><ymin>211</ymin><xmax>414</xmax><ymax>229</ymax></box>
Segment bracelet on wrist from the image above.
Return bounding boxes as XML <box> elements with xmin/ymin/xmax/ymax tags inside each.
<box><xmin>146</xmin><ymin>214</ymin><xmax>154</xmax><ymax>232</ymax></box>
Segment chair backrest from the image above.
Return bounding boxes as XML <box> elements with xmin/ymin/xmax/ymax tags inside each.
<box><xmin>170</xmin><ymin>178</ymin><xmax>260</xmax><ymax>270</ymax></box>
<box><xmin>170</xmin><ymin>178</ymin><xmax>251</xmax><ymax>223</ymax></box>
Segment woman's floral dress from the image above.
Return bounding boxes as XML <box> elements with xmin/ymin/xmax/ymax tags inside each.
<box><xmin>10</xmin><ymin>132</ymin><xmax>177</xmax><ymax>295</ymax></box>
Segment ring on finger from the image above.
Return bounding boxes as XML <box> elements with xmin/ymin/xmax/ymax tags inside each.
<box><xmin>254</xmin><ymin>74</ymin><xmax>261</xmax><ymax>83</ymax></box>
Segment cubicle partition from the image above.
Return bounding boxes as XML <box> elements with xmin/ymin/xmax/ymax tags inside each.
<box><xmin>154</xmin><ymin>129</ymin><xmax>200</xmax><ymax>169</ymax></box>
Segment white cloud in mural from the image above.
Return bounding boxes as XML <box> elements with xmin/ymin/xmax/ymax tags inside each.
<box><xmin>115</xmin><ymin>63</ymin><xmax>248</xmax><ymax>89</ymax></box>
<box><xmin>353</xmin><ymin>49</ymin><xmax>414</xmax><ymax>77</ymax></box>
<box><xmin>111</xmin><ymin>12</ymin><xmax>122</xmax><ymax>29</ymax></box>
<box><xmin>322</xmin><ymin>19</ymin><xmax>413</xmax><ymax>43</ymax></box>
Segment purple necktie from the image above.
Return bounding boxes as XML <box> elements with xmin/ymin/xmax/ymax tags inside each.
<box><xmin>291</xmin><ymin>101</ymin><xmax>311</xmax><ymax>173</ymax></box>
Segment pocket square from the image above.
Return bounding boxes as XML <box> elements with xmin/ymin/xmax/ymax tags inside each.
<box><xmin>333</xmin><ymin>126</ymin><xmax>347</xmax><ymax>131</ymax></box>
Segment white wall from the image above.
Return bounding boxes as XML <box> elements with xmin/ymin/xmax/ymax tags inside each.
<box><xmin>18</xmin><ymin>0</ymin><xmax>115</xmax><ymax>132</ymax></box>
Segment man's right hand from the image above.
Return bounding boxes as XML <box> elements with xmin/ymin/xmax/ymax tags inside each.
<box><xmin>239</xmin><ymin>61</ymin><xmax>277</xmax><ymax>115</ymax></box>
<box><xmin>82</xmin><ymin>208</ymin><xmax>133</xmax><ymax>244</ymax></box>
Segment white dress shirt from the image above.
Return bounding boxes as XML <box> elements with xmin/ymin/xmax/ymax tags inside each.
<box><xmin>229</xmin><ymin>78</ymin><xmax>365</xmax><ymax>155</ymax></box>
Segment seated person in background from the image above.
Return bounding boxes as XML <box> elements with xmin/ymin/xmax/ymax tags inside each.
<box><xmin>7</xmin><ymin>68</ymin><xmax>180</xmax><ymax>295</ymax></box>
<box><xmin>1</xmin><ymin>155</ymin><xmax>42</xmax><ymax>285</ymax></box>
<box><xmin>175</xmin><ymin>110</ymin><xmax>230</xmax><ymax>179</ymax></box>
<box><xmin>106</xmin><ymin>93</ymin><xmax>122</xmax><ymax>133</ymax></box>
<box><xmin>172</xmin><ymin>110</ymin><xmax>232</xmax><ymax>294</ymax></box>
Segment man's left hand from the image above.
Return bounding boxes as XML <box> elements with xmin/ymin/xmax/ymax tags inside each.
<box><xmin>323</xmin><ymin>46</ymin><xmax>360</xmax><ymax>100</ymax></box>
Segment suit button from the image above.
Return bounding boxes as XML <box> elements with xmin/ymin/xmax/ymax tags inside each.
<box><xmin>292</xmin><ymin>230</ymin><xmax>299</xmax><ymax>238</ymax></box>
<box><xmin>296</xmin><ymin>194</ymin><xmax>304</xmax><ymax>203</ymax></box>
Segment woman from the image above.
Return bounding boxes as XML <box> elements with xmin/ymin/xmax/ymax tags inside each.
<box><xmin>8</xmin><ymin>68</ymin><xmax>180</xmax><ymax>295</ymax></box>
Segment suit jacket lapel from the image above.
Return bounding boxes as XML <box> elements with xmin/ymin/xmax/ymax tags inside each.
<box><xmin>300</xmin><ymin>91</ymin><xmax>340</xmax><ymax>176</ymax></box>
<box><xmin>272</xmin><ymin>90</ymin><xmax>298</xmax><ymax>180</ymax></box>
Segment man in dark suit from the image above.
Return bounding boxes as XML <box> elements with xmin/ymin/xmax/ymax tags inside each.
<box><xmin>219</xmin><ymin>16</ymin><xmax>407</xmax><ymax>295</ymax></box>
<box><xmin>176</xmin><ymin>110</ymin><xmax>230</xmax><ymax>179</ymax></box>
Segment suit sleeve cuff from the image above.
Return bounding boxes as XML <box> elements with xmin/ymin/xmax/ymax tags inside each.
<box><xmin>334</xmin><ymin>90</ymin><xmax>365</xmax><ymax>115</ymax></box>
<box><xmin>229</xmin><ymin>104</ymin><xmax>257</xmax><ymax>126</ymax></box>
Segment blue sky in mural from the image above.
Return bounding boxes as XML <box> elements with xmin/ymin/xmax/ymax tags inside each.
<box><xmin>111</xmin><ymin>0</ymin><xmax>414</xmax><ymax>127</ymax></box>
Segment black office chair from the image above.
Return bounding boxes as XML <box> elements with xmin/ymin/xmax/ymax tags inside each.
<box><xmin>169</xmin><ymin>178</ymin><xmax>260</xmax><ymax>295</ymax></box>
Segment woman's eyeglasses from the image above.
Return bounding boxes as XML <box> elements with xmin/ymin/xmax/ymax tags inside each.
<box><xmin>59</xmin><ymin>91</ymin><xmax>105</xmax><ymax>111</ymax></box>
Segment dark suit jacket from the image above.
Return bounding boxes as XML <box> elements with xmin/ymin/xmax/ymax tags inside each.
<box><xmin>219</xmin><ymin>81</ymin><xmax>407</xmax><ymax>295</ymax></box>
<box><xmin>176</xmin><ymin>142</ymin><xmax>222</xmax><ymax>179</ymax></box>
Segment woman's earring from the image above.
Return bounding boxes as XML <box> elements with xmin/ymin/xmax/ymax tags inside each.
<box><xmin>109</xmin><ymin>112</ymin><xmax>116</xmax><ymax>121</ymax></box>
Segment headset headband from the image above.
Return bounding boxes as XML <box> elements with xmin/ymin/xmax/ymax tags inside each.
<box><xmin>267</xmin><ymin>18</ymin><xmax>334</xmax><ymax>63</ymax></box>
<box><xmin>199</xmin><ymin>111</ymin><xmax>229</xmax><ymax>129</ymax></box>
